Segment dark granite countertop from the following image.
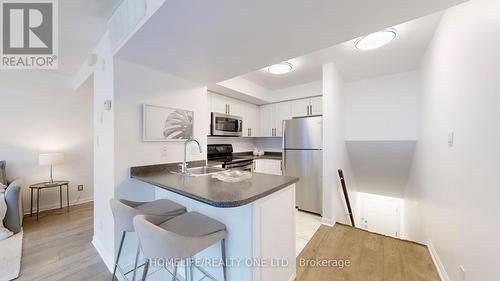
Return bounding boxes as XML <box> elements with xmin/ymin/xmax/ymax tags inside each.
<box><xmin>130</xmin><ymin>161</ymin><xmax>298</xmax><ymax>208</ymax></box>
<box><xmin>232</xmin><ymin>151</ymin><xmax>282</xmax><ymax>160</ymax></box>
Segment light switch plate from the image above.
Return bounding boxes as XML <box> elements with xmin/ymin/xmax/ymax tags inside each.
<box><xmin>77</xmin><ymin>185</ymin><xmax>84</xmax><ymax>191</ymax></box>
<box><xmin>448</xmin><ymin>132</ymin><xmax>454</xmax><ymax>147</ymax></box>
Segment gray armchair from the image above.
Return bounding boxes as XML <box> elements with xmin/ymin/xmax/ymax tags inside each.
<box><xmin>1</xmin><ymin>161</ymin><xmax>23</xmax><ymax>234</ymax></box>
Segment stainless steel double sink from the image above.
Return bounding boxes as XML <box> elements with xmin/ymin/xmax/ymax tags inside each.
<box><xmin>171</xmin><ymin>166</ymin><xmax>226</xmax><ymax>177</ymax></box>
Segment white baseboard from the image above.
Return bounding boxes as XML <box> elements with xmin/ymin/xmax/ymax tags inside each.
<box><xmin>321</xmin><ymin>217</ymin><xmax>335</xmax><ymax>227</ymax></box>
<box><xmin>92</xmin><ymin>236</ymin><xmax>114</xmax><ymax>272</ymax></box>
<box><xmin>23</xmin><ymin>197</ymin><xmax>93</xmax><ymax>215</ymax></box>
<box><xmin>427</xmin><ymin>239</ymin><xmax>450</xmax><ymax>281</ymax></box>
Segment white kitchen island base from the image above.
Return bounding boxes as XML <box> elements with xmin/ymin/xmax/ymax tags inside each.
<box><xmin>154</xmin><ymin>184</ymin><xmax>296</xmax><ymax>281</ymax></box>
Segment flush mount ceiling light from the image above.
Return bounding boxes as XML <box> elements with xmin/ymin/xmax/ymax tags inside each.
<box><xmin>267</xmin><ymin>62</ymin><xmax>293</xmax><ymax>74</ymax></box>
<box><xmin>355</xmin><ymin>29</ymin><xmax>397</xmax><ymax>50</ymax></box>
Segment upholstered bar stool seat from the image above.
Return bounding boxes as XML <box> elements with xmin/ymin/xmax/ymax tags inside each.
<box><xmin>110</xmin><ymin>198</ymin><xmax>187</xmax><ymax>281</ymax></box>
<box><xmin>134</xmin><ymin>212</ymin><xmax>228</xmax><ymax>281</ymax></box>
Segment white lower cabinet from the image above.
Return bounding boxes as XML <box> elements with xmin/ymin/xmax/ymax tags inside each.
<box><xmin>253</xmin><ymin>159</ymin><xmax>282</xmax><ymax>175</ymax></box>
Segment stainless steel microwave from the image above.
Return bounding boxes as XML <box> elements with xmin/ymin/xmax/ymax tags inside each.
<box><xmin>211</xmin><ymin>112</ymin><xmax>243</xmax><ymax>136</ymax></box>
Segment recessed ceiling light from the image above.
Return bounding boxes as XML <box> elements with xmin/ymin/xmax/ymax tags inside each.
<box><xmin>355</xmin><ymin>29</ymin><xmax>397</xmax><ymax>50</ymax></box>
<box><xmin>267</xmin><ymin>62</ymin><xmax>293</xmax><ymax>74</ymax></box>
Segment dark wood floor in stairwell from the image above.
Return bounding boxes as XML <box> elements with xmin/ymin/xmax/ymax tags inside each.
<box><xmin>296</xmin><ymin>223</ymin><xmax>441</xmax><ymax>281</ymax></box>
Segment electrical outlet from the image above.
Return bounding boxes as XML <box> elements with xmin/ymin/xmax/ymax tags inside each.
<box><xmin>77</xmin><ymin>185</ymin><xmax>84</xmax><ymax>191</ymax></box>
<box><xmin>161</xmin><ymin>144</ymin><xmax>168</xmax><ymax>157</ymax></box>
<box><xmin>459</xmin><ymin>265</ymin><xmax>466</xmax><ymax>281</ymax></box>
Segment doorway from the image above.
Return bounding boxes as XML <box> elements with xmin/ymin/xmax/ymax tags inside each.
<box><xmin>357</xmin><ymin>192</ymin><xmax>402</xmax><ymax>238</ymax></box>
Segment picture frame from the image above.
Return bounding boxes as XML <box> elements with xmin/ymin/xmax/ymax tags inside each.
<box><xmin>142</xmin><ymin>104</ymin><xmax>194</xmax><ymax>142</ymax></box>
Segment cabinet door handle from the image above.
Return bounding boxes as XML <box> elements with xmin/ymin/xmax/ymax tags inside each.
<box><xmin>307</xmin><ymin>105</ymin><xmax>310</xmax><ymax>116</ymax></box>
<box><xmin>310</xmin><ymin>105</ymin><xmax>312</xmax><ymax>115</ymax></box>
<box><xmin>249</xmin><ymin>128</ymin><xmax>252</xmax><ymax>136</ymax></box>
<box><xmin>228</xmin><ymin>104</ymin><xmax>230</xmax><ymax>114</ymax></box>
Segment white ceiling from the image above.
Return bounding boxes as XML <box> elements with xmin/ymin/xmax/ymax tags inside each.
<box><xmin>117</xmin><ymin>0</ymin><xmax>466</xmax><ymax>85</ymax></box>
<box><xmin>242</xmin><ymin>12</ymin><xmax>444</xmax><ymax>90</ymax></box>
<box><xmin>57</xmin><ymin>0</ymin><xmax>121</xmax><ymax>75</ymax></box>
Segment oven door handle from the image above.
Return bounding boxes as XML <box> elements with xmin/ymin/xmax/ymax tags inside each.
<box><xmin>226</xmin><ymin>162</ymin><xmax>253</xmax><ymax>169</ymax></box>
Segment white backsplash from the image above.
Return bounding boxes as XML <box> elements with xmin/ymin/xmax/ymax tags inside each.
<box><xmin>207</xmin><ymin>137</ymin><xmax>256</xmax><ymax>152</ymax></box>
<box><xmin>207</xmin><ymin>136</ymin><xmax>283</xmax><ymax>152</ymax></box>
<box><xmin>256</xmin><ymin>137</ymin><xmax>283</xmax><ymax>152</ymax></box>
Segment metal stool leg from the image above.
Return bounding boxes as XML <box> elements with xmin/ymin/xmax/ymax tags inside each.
<box><xmin>185</xmin><ymin>258</ymin><xmax>193</xmax><ymax>281</ymax></box>
<box><xmin>131</xmin><ymin>244</ymin><xmax>141</xmax><ymax>281</ymax></box>
<box><xmin>141</xmin><ymin>259</ymin><xmax>150</xmax><ymax>281</ymax></box>
<box><xmin>172</xmin><ymin>263</ymin><xmax>177</xmax><ymax>281</ymax></box>
<box><xmin>221</xmin><ymin>239</ymin><xmax>227</xmax><ymax>281</ymax></box>
<box><xmin>112</xmin><ymin>231</ymin><xmax>126</xmax><ymax>281</ymax></box>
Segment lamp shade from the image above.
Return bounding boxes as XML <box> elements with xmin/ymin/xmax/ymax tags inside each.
<box><xmin>39</xmin><ymin>153</ymin><xmax>64</xmax><ymax>166</ymax></box>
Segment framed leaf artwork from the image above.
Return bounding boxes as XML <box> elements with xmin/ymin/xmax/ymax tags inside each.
<box><xmin>142</xmin><ymin>104</ymin><xmax>194</xmax><ymax>141</ymax></box>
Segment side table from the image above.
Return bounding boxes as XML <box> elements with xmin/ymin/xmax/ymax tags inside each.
<box><xmin>29</xmin><ymin>181</ymin><xmax>70</xmax><ymax>220</ymax></box>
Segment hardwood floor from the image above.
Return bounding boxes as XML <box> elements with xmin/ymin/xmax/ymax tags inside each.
<box><xmin>17</xmin><ymin>203</ymin><xmax>440</xmax><ymax>281</ymax></box>
<box><xmin>296</xmin><ymin>223</ymin><xmax>441</xmax><ymax>281</ymax></box>
<box><xmin>18</xmin><ymin>202</ymin><xmax>110</xmax><ymax>281</ymax></box>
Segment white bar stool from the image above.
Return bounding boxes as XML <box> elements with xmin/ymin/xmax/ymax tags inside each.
<box><xmin>110</xmin><ymin>198</ymin><xmax>186</xmax><ymax>281</ymax></box>
<box><xmin>133</xmin><ymin>212</ymin><xmax>228</xmax><ymax>281</ymax></box>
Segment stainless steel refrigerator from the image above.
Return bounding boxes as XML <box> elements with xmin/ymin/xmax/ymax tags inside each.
<box><xmin>283</xmin><ymin>116</ymin><xmax>323</xmax><ymax>215</ymax></box>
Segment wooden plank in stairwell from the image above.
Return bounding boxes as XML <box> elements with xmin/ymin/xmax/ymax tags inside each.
<box><xmin>296</xmin><ymin>224</ymin><xmax>441</xmax><ymax>281</ymax></box>
<box><xmin>383</xmin><ymin>236</ymin><xmax>407</xmax><ymax>281</ymax></box>
<box><xmin>356</xmin><ymin>230</ymin><xmax>384</xmax><ymax>281</ymax></box>
<box><xmin>296</xmin><ymin>224</ymin><xmax>347</xmax><ymax>281</ymax></box>
<box><xmin>399</xmin><ymin>239</ymin><xmax>441</xmax><ymax>281</ymax></box>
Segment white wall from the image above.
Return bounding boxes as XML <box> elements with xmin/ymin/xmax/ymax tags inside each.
<box><xmin>345</xmin><ymin>71</ymin><xmax>419</xmax><ymax>141</ymax></box>
<box><xmin>404</xmin><ymin>1</ymin><xmax>500</xmax><ymax>280</ymax></box>
<box><xmin>322</xmin><ymin>63</ymin><xmax>357</xmax><ymax>225</ymax></box>
<box><xmin>91</xmin><ymin>31</ymin><xmax>116</xmax><ymax>271</ymax></box>
<box><xmin>0</xmin><ymin>70</ymin><xmax>93</xmax><ymax>213</ymax></box>
<box><xmin>114</xmin><ymin>58</ymin><xmax>208</xmax><ymax>201</ymax></box>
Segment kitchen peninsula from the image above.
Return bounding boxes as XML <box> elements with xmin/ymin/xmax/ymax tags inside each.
<box><xmin>131</xmin><ymin>162</ymin><xmax>298</xmax><ymax>281</ymax></box>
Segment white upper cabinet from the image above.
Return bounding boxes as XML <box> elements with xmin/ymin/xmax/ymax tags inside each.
<box><xmin>259</xmin><ymin>102</ymin><xmax>292</xmax><ymax>137</ymax></box>
<box><xmin>291</xmin><ymin>99</ymin><xmax>310</xmax><ymax>117</ymax></box>
<box><xmin>259</xmin><ymin>104</ymin><xmax>275</xmax><ymax>137</ymax></box>
<box><xmin>310</xmin><ymin>96</ymin><xmax>323</xmax><ymax>115</ymax></box>
<box><xmin>208</xmin><ymin>92</ymin><xmax>244</xmax><ymax>116</ymax></box>
<box><xmin>243</xmin><ymin>103</ymin><xmax>259</xmax><ymax>137</ymax></box>
<box><xmin>290</xmin><ymin>96</ymin><xmax>323</xmax><ymax>117</ymax></box>
<box><xmin>226</xmin><ymin>96</ymin><xmax>244</xmax><ymax>117</ymax></box>
<box><xmin>210</xmin><ymin>93</ymin><xmax>228</xmax><ymax>114</ymax></box>
<box><xmin>208</xmin><ymin>91</ymin><xmax>321</xmax><ymax>138</ymax></box>
<box><xmin>274</xmin><ymin>102</ymin><xmax>292</xmax><ymax>137</ymax></box>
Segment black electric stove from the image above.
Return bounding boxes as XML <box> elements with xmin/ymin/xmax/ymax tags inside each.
<box><xmin>207</xmin><ymin>144</ymin><xmax>254</xmax><ymax>170</ymax></box>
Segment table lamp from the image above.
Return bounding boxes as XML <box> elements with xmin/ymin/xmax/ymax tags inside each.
<box><xmin>39</xmin><ymin>153</ymin><xmax>64</xmax><ymax>184</ymax></box>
